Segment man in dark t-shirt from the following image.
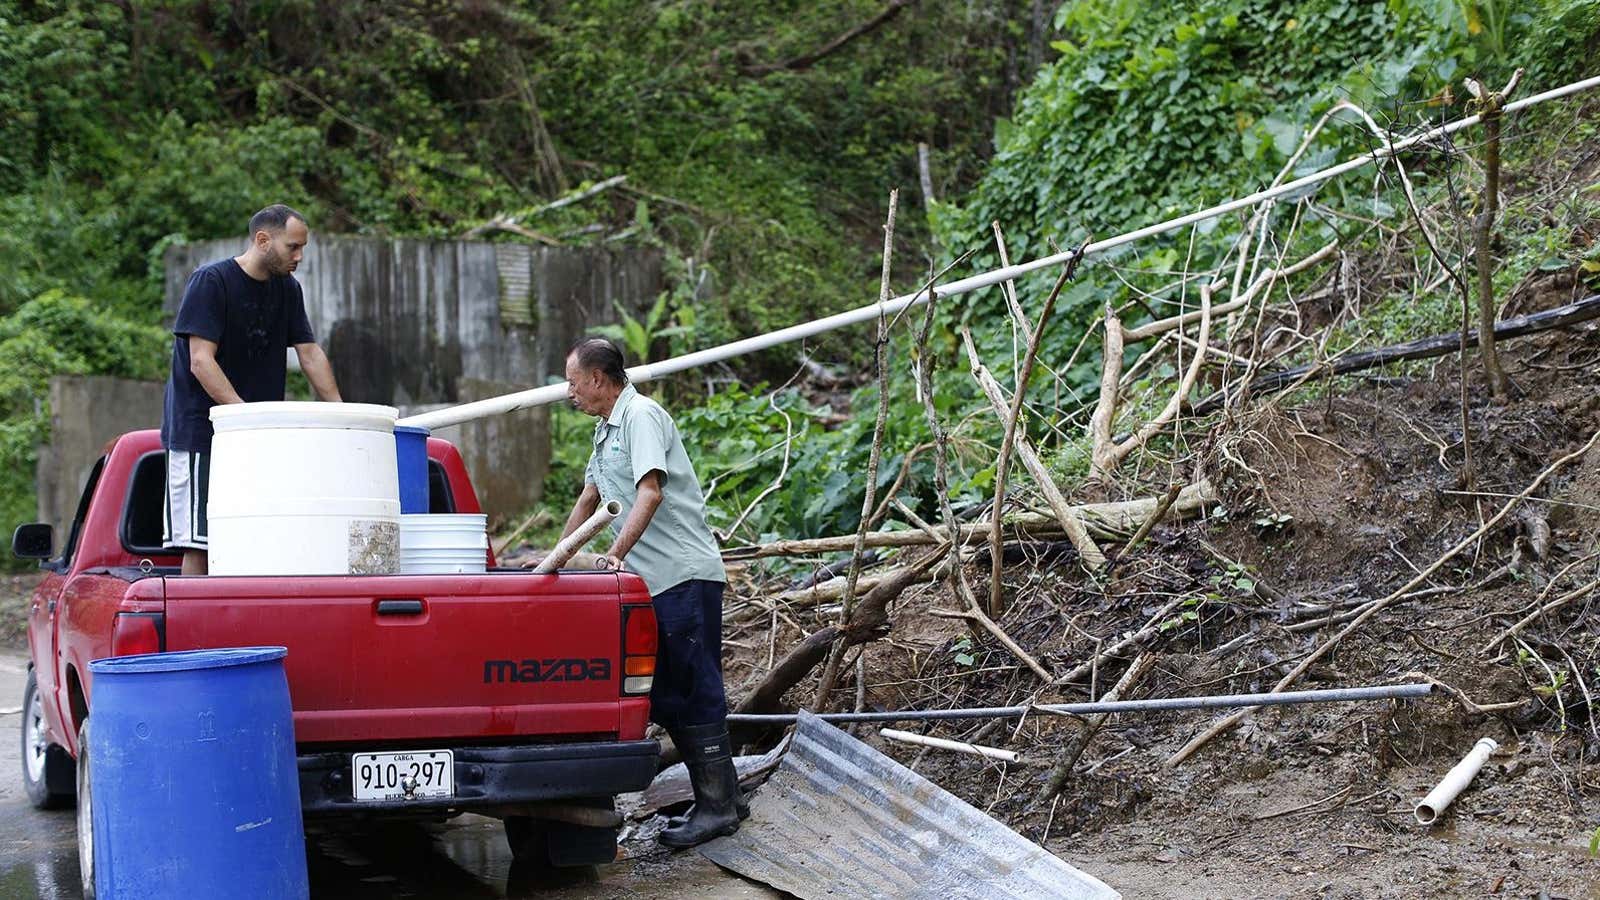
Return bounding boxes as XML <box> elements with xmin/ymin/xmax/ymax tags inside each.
<box><xmin>160</xmin><ymin>204</ymin><xmax>342</xmax><ymax>575</ymax></box>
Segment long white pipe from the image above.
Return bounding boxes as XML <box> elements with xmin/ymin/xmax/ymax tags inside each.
<box><xmin>399</xmin><ymin>74</ymin><xmax>1600</xmax><ymax>432</ymax></box>
<box><xmin>1414</xmin><ymin>736</ymin><xmax>1498</xmax><ymax>825</ymax></box>
<box><xmin>531</xmin><ymin>499</ymin><xmax>622</xmax><ymax>573</ymax></box>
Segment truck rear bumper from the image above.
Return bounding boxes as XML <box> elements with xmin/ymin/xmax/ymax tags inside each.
<box><xmin>297</xmin><ymin>738</ymin><xmax>660</xmax><ymax>816</ymax></box>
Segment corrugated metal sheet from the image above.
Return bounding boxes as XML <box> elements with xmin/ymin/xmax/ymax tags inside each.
<box><xmin>700</xmin><ymin>711</ymin><xmax>1120</xmax><ymax>900</ymax></box>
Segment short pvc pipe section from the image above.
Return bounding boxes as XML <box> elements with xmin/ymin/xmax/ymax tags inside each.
<box><xmin>1415</xmin><ymin>736</ymin><xmax>1498</xmax><ymax>825</ymax></box>
<box><xmin>533</xmin><ymin>500</ymin><xmax>623</xmax><ymax>573</ymax></box>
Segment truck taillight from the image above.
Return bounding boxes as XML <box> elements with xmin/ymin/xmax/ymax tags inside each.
<box><xmin>111</xmin><ymin>612</ymin><xmax>165</xmax><ymax>657</ymax></box>
<box><xmin>622</xmin><ymin>606</ymin><xmax>657</xmax><ymax>695</ymax></box>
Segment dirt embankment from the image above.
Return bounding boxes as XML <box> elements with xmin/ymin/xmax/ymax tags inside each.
<box><xmin>722</xmin><ymin>269</ymin><xmax>1600</xmax><ymax>898</ymax></box>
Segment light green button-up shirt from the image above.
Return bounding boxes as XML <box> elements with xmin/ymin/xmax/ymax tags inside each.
<box><xmin>584</xmin><ymin>384</ymin><xmax>726</xmax><ymax>596</ymax></box>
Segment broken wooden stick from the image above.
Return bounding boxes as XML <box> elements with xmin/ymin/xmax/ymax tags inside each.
<box><xmin>1482</xmin><ymin>577</ymin><xmax>1600</xmax><ymax>654</ymax></box>
<box><xmin>1117</xmin><ymin>483</ymin><xmax>1182</xmax><ymax>562</ymax></box>
<box><xmin>989</xmin><ymin>251</ymin><xmax>1082</xmax><ymax>614</ymax></box>
<box><xmin>815</xmin><ymin>189</ymin><xmax>899</xmax><ymax>710</ymax></box>
<box><xmin>721</xmin><ymin>482</ymin><xmax>1216</xmax><ymax>561</ymax></box>
<box><xmin>928</xmin><ymin>606</ymin><xmax>1055</xmax><ymax>682</ymax></box>
<box><xmin>1056</xmin><ymin>595</ymin><xmax>1186</xmax><ymax>686</ymax></box>
<box><xmin>1036</xmin><ymin>652</ymin><xmax>1155</xmax><ymax>804</ymax></box>
<box><xmin>962</xmin><ymin>328</ymin><xmax>1107</xmax><ymax>569</ymax></box>
<box><xmin>1092</xmin><ymin>282</ymin><xmax>1212</xmax><ymax>481</ymax></box>
<box><xmin>734</xmin><ymin>545</ymin><xmax>948</xmax><ymax>717</ymax></box>
<box><xmin>1167</xmin><ymin>426</ymin><xmax>1600</xmax><ymax>766</ymax></box>
<box><xmin>1192</xmin><ymin>293</ymin><xmax>1600</xmax><ymax>414</ymax></box>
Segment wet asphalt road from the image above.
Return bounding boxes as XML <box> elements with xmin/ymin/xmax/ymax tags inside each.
<box><xmin>0</xmin><ymin>652</ymin><xmax>777</xmax><ymax>899</ymax></box>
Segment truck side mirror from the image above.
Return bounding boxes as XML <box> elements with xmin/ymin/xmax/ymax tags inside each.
<box><xmin>11</xmin><ymin>523</ymin><xmax>53</xmax><ymax>560</ymax></box>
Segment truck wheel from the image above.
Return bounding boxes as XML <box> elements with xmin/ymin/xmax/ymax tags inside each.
<box><xmin>21</xmin><ymin>669</ymin><xmax>75</xmax><ymax>809</ymax></box>
<box><xmin>76</xmin><ymin>720</ymin><xmax>96</xmax><ymax>900</ymax></box>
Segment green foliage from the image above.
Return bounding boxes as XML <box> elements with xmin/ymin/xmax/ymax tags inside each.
<box><xmin>0</xmin><ymin>291</ymin><xmax>168</xmax><ymax>569</ymax></box>
<box><xmin>0</xmin><ymin>1</ymin><xmax>1034</xmax><ymax>354</ymax></box>
<box><xmin>593</xmin><ymin>293</ymin><xmax>695</xmax><ymax>365</ymax></box>
<box><xmin>3</xmin><ymin>0</ymin><xmax>1598</xmax><ymax>560</ymax></box>
<box><xmin>938</xmin><ymin>0</ymin><xmax>1497</xmax><ymax>295</ymax></box>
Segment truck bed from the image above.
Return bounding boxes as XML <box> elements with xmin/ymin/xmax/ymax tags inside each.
<box><xmin>158</xmin><ymin>569</ymin><xmax>653</xmax><ymax>745</ymax></box>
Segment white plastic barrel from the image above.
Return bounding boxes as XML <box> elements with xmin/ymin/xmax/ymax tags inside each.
<box><xmin>207</xmin><ymin>402</ymin><xmax>401</xmax><ymax>576</ymax></box>
<box><xmin>398</xmin><ymin>514</ymin><xmax>489</xmax><ymax>574</ymax></box>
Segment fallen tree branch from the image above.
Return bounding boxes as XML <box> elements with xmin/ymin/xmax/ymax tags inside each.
<box><xmin>988</xmin><ymin>247</ymin><xmax>1083</xmax><ymax>614</ymax></box>
<box><xmin>1088</xmin><ymin>301</ymin><xmax>1125</xmax><ymax>481</ymax></box>
<box><xmin>928</xmin><ymin>606</ymin><xmax>1055</xmax><ymax>682</ymax></box>
<box><xmin>1167</xmin><ymin>427</ymin><xmax>1600</xmax><ymax>766</ymax></box>
<box><xmin>1093</xmin><ymin>282</ymin><xmax>1212</xmax><ymax>481</ymax></box>
<box><xmin>1482</xmin><ymin>577</ymin><xmax>1600</xmax><ymax>654</ymax></box>
<box><xmin>1035</xmin><ymin>653</ymin><xmax>1155</xmax><ymax>804</ymax></box>
<box><xmin>1119</xmin><ymin>241</ymin><xmax>1338</xmax><ymax>342</ymax></box>
<box><xmin>1056</xmin><ymin>595</ymin><xmax>1187</xmax><ymax>686</ymax></box>
<box><xmin>962</xmin><ymin>329</ymin><xmax>1107</xmax><ymax>569</ymax></box>
<box><xmin>915</xmin><ymin>274</ymin><xmax>1056</xmax><ymax>683</ymax></box>
<box><xmin>734</xmin><ymin>545</ymin><xmax>947</xmax><ymax>717</ymax></box>
<box><xmin>739</xmin><ymin>0</ymin><xmax>916</xmax><ymax>76</ymax></box>
<box><xmin>722</xmin><ymin>481</ymin><xmax>1216</xmax><ymax>560</ymax></box>
<box><xmin>1193</xmin><ymin>293</ymin><xmax>1600</xmax><ymax>414</ymax></box>
<box><xmin>815</xmin><ymin>190</ymin><xmax>898</xmax><ymax>710</ymax></box>
<box><xmin>1406</xmin><ymin>671</ymin><xmax>1525</xmax><ymax>716</ymax></box>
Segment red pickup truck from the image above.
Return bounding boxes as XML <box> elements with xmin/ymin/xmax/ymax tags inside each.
<box><xmin>13</xmin><ymin>429</ymin><xmax>660</xmax><ymax>891</ymax></box>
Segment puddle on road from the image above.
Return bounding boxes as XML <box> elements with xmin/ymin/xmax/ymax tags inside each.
<box><xmin>0</xmin><ymin>811</ymin><xmax>770</xmax><ymax>899</ymax></box>
<box><xmin>309</xmin><ymin>814</ymin><xmax>774</xmax><ymax>899</ymax></box>
<box><xmin>0</xmin><ymin>852</ymin><xmax>80</xmax><ymax>900</ymax></box>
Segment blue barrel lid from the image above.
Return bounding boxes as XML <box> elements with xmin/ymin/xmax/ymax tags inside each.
<box><xmin>90</xmin><ymin>646</ymin><xmax>287</xmax><ymax>674</ymax></box>
<box><xmin>394</xmin><ymin>425</ymin><xmax>432</xmax><ymax>436</ymax></box>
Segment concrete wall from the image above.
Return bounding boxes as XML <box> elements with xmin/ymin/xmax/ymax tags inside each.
<box><xmin>37</xmin><ymin>376</ymin><xmax>165</xmax><ymax>538</ymax></box>
<box><xmin>164</xmin><ymin>236</ymin><xmax>661</xmax><ymax>522</ymax></box>
<box><xmin>163</xmin><ymin>237</ymin><xmax>662</xmax><ymax>407</ymax></box>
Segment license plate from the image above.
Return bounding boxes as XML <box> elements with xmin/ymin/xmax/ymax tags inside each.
<box><xmin>351</xmin><ymin>750</ymin><xmax>455</xmax><ymax>802</ymax></box>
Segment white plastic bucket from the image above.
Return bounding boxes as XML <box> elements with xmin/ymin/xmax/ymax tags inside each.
<box><xmin>207</xmin><ymin>402</ymin><xmax>401</xmax><ymax>576</ymax></box>
<box><xmin>398</xmin><ymin>514</ymin><xmax>488</xmax><ymax>574</ymax></box>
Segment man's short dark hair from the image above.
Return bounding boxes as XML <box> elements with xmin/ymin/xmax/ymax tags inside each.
<box><xmin>568</xmin><ymin>337</ymin><xmax>628</xmax><ymax>387</ymax></box>
<box><xmin>249</xmin><ymin>204</ymin><xmax>306</xmax><ymax>235</ymax></box>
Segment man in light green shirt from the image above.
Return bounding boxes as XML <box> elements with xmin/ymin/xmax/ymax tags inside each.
<box><xmin>556</xmin><ymin>337</ymin><xmax>742</xmax><ymax>849</ymax></box>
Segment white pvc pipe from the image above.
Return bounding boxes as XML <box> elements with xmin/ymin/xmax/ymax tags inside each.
<box><xmin>879</xmin><ymin>728</ymin><xmax>1019</xmax><ymax>763</ymax></box>
<box><xmin>531</xmin><ymin>500</ymin><xmax>623</xmax><ymax>573</ymax></box>
<box><xmin>1414</xmin><ymin>736</ymin><xmax>1498</xmax><ymax>825</ymax></box>
<box><xmin>398</xmin><ymin>74</ymin><xmax>1600</xmax><ymax>432</ymax></box>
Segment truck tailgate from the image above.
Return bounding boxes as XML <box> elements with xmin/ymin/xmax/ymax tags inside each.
<box><xmin>162</xmin><ymin>572</ymin><xmax>632</xmax><ymax>744</ymax></box>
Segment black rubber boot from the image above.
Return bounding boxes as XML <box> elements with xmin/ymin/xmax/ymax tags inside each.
<box><xmin>665</xmin><ymin>727</ymin><xmax>749</xmax><ymax>828</ymax></box>
<box><xmin>665</xmin><ymin>726</ymin><xmax>749</xmax><ymax>828</ymax></box>
<box><xmin>658</xmin><ymin>723</ymin><xmax>743</xmax><ymax>849</ymax></box>
<box><xmin>666</xmin><ymin>793</ymin><xmax>750</xmax><ymax>828</ymax></box>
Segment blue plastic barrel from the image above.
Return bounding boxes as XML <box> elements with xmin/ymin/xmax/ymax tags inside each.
<box><xmin>395</xmin><ymin>425</ymin><xmax>431</xmax><ymax>514</ymax></box>
<box><xmin>88</xmin><ymin>647</ymin><xmax>308</xmax><ymax>899</ymax></box>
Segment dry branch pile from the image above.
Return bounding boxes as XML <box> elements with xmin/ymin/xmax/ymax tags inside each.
<box><xmin>702</xmin><ymin>91</ymin><xmax>1600</xmax><ymax>896</ymax></box>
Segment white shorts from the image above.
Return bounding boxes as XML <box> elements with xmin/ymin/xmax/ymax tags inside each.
<box><xmin>163</xmin><ymin>449</ymin><xmax>210</xmax><ymax>550</ymax></box>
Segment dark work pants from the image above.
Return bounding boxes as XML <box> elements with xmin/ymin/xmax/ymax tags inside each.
<box><xmin>648</xmin><ymin>579</ymin><xmax>729</xmax><ymax>730</ymax></box>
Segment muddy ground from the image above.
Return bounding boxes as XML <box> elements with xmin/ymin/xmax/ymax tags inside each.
<box><xmin>721</xmin><ymin>274</ymin><xmax>1600</xmax><ymax>898</ymax></box>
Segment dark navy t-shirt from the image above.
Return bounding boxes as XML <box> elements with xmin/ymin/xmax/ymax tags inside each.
<box><xmin>160</xmin><ymin>259</ymin><xmax>316</xmax><ymax>452</ymax></box>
